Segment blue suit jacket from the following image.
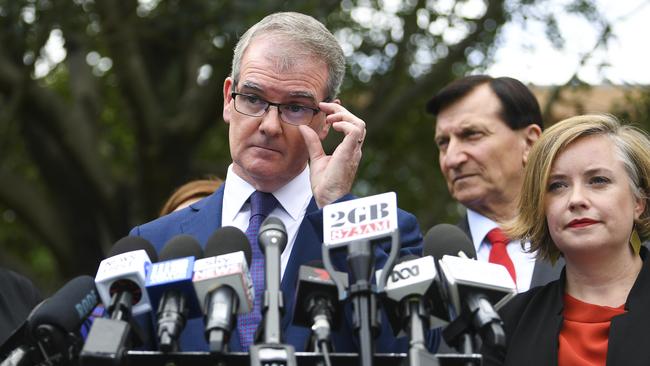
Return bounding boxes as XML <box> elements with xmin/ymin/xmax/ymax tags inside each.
<box><xmin>130</xmin><ymin>185</ymin><xmax>434</xmax><ymax>353</ymax></box>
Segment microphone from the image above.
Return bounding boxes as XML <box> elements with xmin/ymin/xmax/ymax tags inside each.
<box><xmin>381</xmin><ymin>255</ymin><xmax>439</xmax><ymax>333</ymax></box>
<box><xmin>2</xmin><ymin>276</ymin><xmax>99</xmax><ymax>366</ymax></box>
<box><xmin>379</xmin><ymin>255</ymin><xmax>441</xmax><ymax>366</ymax></box>
<box><xmin>80</xmin><ymin>236</ymin><xmax>157</xmax><ymax>366</ymax></box>
<box><xmin>292</xmin><ymin>260</ymin><xmax>347</xmax><ymax>353</ymax></box>
<box><xmin>424</xmin><ymin>224</ymin><xmax>516</xmax><ymax>352</ymax></box>
<box><xmin>321</xmin><ymin>192</ymin><xmax>402</xmax><ymax>366</ymax></box>
<box><xmin>28</xmin><ymin>275</ymin><xmax>98</xmax><ymax>341</ymax></box>
<box><xmin>249</xmin><ymin>216</ymin><xmax>297</xmax><ymax>366</ymax></box>
<box><xmin>256</xmin><ymin>216</ymin><xmax>288</xmax><ymax>345</ymax></box>
<box><xmin>145</xmin><ymin>235</ymin><xmax>203</xmax><ymax>352</ymax></box>
<box><xmin>423</xmin><ymin>223</ymin><xmax>476</xmax><ymax>259</ymax></box>
<box><xmin>95</xmin><ymin>236</ymin><xmax>158</xmax><ymax>320</ymax></box>
<box><xmin>192</xmin><ymin>226</ymin><xmax>253</xmax><ymax>353</ymax></box>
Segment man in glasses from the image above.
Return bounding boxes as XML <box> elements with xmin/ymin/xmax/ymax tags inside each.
<box><xmin>131</xmin><ymin>12</ymin><xmax>426</xmax><ymax>353</ymax></box>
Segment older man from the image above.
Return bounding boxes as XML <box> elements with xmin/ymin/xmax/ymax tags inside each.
<box><xmin>427</xmin><ymin>75</ymin><xmax>562</xmax><ymax>293</ymax></box>
<box><xmin>131</xmin><ymin>12</ymin><xmax>425</xmax><ymax>353</ymax></box>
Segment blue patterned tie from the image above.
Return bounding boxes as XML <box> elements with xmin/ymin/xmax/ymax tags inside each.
<box><xmin>237</xmin><ymin>191</ymin><xmax>278</xmax><ymax>350</ymax></box>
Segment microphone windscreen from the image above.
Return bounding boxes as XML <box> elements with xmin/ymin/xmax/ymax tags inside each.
<box><xmin>159</xmin><ymin>234</ymin><xmax>203</xmax><ymax>261</ymax></box>
<box><xmin>423</xmin><ymin>223</ymin><xmax>476</xmax><ymax>260</ymax></box>
<box><xmin>259</xmin><ymin>216</ymin><xmax>288</xmax><ymax>252</ymax></box>
<box><xmin>109</xmin><ymin>236</ymin><xmax>158</xmax><ymax>262</ymax></box>
<box><xmin>28</xmin><ymin>275</ymin><xmax>98</xmax><ymax>336</ymax></box>
<box><xmin>205</xmin><ymin>226</ymin><xmax>252</xmax><ymax>266</ymax></box>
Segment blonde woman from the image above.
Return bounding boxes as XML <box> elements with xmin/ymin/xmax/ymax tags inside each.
<box><xmin>483</xmin><ymin>115</ymin><xmax>650</xmax><ymax>366</ymax></box>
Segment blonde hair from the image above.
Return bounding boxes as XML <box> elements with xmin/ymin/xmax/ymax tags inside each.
<box><xmin>160</xmin><ymin>178</ymin><xmax>223</xmax><ymax>216</ymax></box>
<box><xmin>506</xmin><ymin>114</ymin><xmax>650</xmax><ymax>261</ymax></box>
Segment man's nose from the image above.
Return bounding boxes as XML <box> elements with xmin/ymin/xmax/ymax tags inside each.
<box><xmin>442</xmin><ymin>139</ymin><xmax>467</xmax><ymax>170</ymax></box>
<box><xmin>258</xmin><ymin>105</ymin><xmax>283</xmax><ymax>136</ymax></box>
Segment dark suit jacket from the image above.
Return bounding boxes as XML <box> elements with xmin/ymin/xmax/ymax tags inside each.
<box><xmin>0</xmin><ymin>268</ymin><xmax>42</xmax><ymax>347</ymax></box>
<box><xmin>457</xmin><ymin>215</ymin><xmax>562</xmax><ymax>288</ymax></box>
<box><xmin>130</xmin><ymin>184</ymin><xmax>432</xmax><ymax>353</ymax></box>
<box><xmin>483</xmin><ymin>246</ymin><xmax>650</xmax><ymax>366</ymax></box>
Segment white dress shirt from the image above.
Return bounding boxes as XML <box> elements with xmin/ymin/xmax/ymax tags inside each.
<box><xmin>221</xmin><ymin>164</ymin><xmax>313</xmax><ymax>281</ymax></box>
<box><xmin>466</xmin><ymin>209</ymin><xmax>537</xmax><ymax>292</ymax></box>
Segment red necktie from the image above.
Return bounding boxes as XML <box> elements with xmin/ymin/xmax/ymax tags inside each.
<box><xmin>486</xmin><ymin>228</ymin><xmax>517</xmax><ymax>284</ymax></box>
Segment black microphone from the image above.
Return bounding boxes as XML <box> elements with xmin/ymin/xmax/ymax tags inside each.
<box><xmin>423</xmin><ymin>223</ymin><xmax>476</xmax><ymax>260</ymax></box>
<box><xmin>146</xmin><ymin>235</ymin><xmax>203</xmax><ymax>352</ymax></box>
<box><xmin>2</xmin><ymin>276</ymin><xmax>99</xmax><ymax>366</ymax></box>
<box><xmin>108</xmin><ymin>235</ymin><xmax>159</xmax><ymax>259</ymax></box>
<box><xmin>192</xmin><ymin>226</ymin><xmax>253</xmax><ymax>353</ymax></box>
<box><xmin>292</xmin><ymin>260</ymin><xmax>347</xmax><ymax>353</ymax></box>
<box><xmin>424</xmin><ymin>224</ymin><xmax>515</xmax><ymax>353</ymax></box>
<box><xmin>28</xmin><ymin>275</ymin><xmax>98</xmax><ymax>341</ymax></box>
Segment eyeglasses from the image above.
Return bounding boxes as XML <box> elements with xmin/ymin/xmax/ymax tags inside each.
<box><xmin>231</xmin><ymin>92</ymin><xmax>322</xmax><ymax>126</ymax></box>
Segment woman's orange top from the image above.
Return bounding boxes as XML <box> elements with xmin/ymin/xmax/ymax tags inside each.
<box><xmin>559</xmin><ymin>293</ymin><xmax>626</xmax><ymax>366</ymax></box>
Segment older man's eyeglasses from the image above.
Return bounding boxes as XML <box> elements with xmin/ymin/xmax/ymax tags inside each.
<box><xmin>231</xmin><ymin>92</ymin><xmax>322</xmax><ymax>126</ymax></box>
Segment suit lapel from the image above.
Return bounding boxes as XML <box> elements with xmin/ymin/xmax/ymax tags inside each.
<box><xmin>607</xmin><ymin>247</ymin><xmax>650</xmax><ymax>365</ymax></box>
<box><xmin>180</xmin><ymin>184</ymin><xmax>225</xmax><ymax>246</ymax></box>
<box><xmin>457</xmin><ymin>214</ymin><xmax>472</xmax><ymax>241</ymax></box>
<box><xmin>530</xmin><ymin>257</ymin><xmax>564</xmax><ymax>288</ymax></box>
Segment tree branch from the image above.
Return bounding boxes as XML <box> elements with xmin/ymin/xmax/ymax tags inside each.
<box><xmin>364</xmin><ymin>0</ymin><xmax>506</xmax><ymax>137</ymax></box>
<box><xmin>0</xmin><ymin>169</ymin><xmax>71</xmax><ymax>261</ymax></box>
<box><xmin>95</xmin><ymin>0</ymin><xmax>161</xmax><ymax>143</ymax></box>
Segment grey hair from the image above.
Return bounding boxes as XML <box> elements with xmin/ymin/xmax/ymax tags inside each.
<box><xmin>230</xmin><ymin>12</ymin><xmax>346</xmax><ymax>100</ymax></box>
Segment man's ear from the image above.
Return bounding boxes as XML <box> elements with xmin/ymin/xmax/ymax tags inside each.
<box><xmin>522</xmin><ymin>124</ymin><xmax>542</xmax><ymax>165</ymax></box>
<box><xmin>223</xmin><ymin>77</ymin><xmax>234</xmax><ymax>124</ymax></box>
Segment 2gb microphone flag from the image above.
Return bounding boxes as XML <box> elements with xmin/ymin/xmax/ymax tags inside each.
<box><xmin>323</xmin><ymin>192</ymin><xmax>398</xmax><ymax>248</ymax></box>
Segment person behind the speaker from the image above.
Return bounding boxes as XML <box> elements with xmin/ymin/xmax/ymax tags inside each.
<box><xmin>159</xmin><ymin>177</ymin><xmax>223</xmax><ymax>216</ymax></box>
<box><xmin>427</xmin><ymin>75</ymin><xmax>563</xmax><ymax>294</ymax></box>
<box><xmin>483</xmin><ymin>114</ymin><xmax>650</xmax><ymax>366</ymax></box>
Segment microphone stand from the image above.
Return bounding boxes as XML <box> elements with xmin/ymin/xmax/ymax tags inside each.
<box><xmin>249</xmin><ymin>218</ymin><xmax>296</xmax><ymax>366</ymax></box>
<box><xmin>403</xmin><ymin>299</ymin><xmax>440</xmax><ymax>366</ymax></box>
<box><xmin>0</xmin><ymin>347</ymin><xmax>32</xmax><ymax>366</ymax></box>
<box><xmin>321</xmin><ymin>227</ymin><xmax>400</xmax><ymax>366</ymax></box>
<box><xmin>347</xmin><ymin>240</ymin><xmax>379</xmax><ymax>366</ymax></box>
<box><xmin>80</xmin><ymin>292</ymin><xmax>137</xmax><ymax>366</ymax></box>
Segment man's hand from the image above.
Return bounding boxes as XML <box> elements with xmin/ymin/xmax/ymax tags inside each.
<box><xmin>299</xmin><ymin>102</ymin><xmax>366</xmax><ymax>208</ymax></box>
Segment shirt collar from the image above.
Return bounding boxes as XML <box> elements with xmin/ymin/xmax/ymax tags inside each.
<box><xmin>467</xmin><ymin>209</ymin><xmax>500</xmax><ymax>252</ymax></box>
<box><xmin>272</xmin><ymin>165</ymin><xmax>312</xmax><ymax>221</ymax></box>
<box><xmin>222</xmin><ymin>164</ymin><xmax>312</xmax><ymax>222</ymax></box>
